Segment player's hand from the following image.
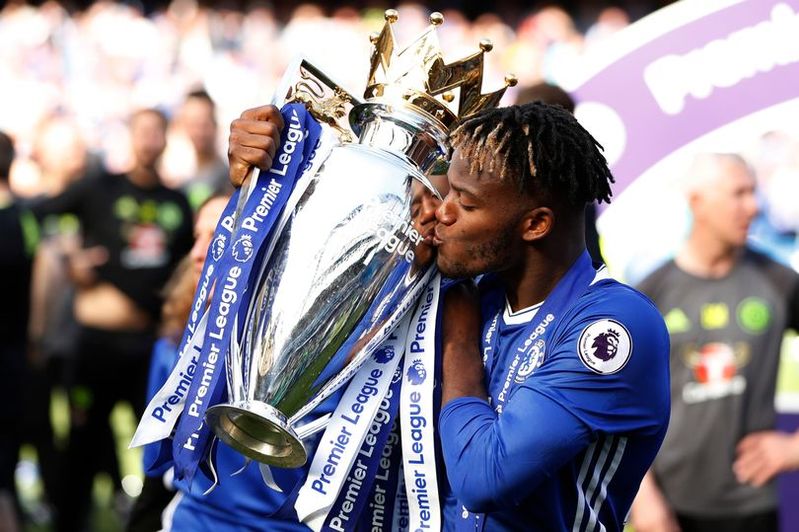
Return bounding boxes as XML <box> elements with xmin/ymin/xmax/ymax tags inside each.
<box><xmin>630</xmin><ymin>472</ymin><xmax>681</xmax><ymax>532</ymax></box>
<box><xmin>733</xmin><ymin>430</ymin><xmax>799</xmax><ymax>487</ymax></box>
<box><xmin>441</xmin><ymin>280</ymin><xmax>486</xmax><ymax>406</ymax></box>
<box><xmin>228</xmin><ymin>105</ymin><xmax>284</xmax><ymax>187</ymax></box>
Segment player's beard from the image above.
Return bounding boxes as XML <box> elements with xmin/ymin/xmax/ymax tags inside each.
<box><xmin>438</xmin><ymin>226</ymin><xmax>515</xmax><ymax>279</ymax></box>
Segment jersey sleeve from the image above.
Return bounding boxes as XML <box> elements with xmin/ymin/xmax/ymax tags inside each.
<box><xmin>439</xmin><ymin>284</ymin><xmax>671</xmax><ymax>512</ymax></box>
<box><xmin>530</xmin><ymin>286</ymin><xmax>671</xmax><ymax>435</ymax></box>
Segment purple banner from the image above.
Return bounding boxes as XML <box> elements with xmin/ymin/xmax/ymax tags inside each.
<box><xmin>571</xmin><ymin>0</ymin><xmax>799</xmax><ymax>196</ymax></box>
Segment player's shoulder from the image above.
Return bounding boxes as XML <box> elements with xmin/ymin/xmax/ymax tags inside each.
<box><xmin>553</xmin><ymin>276</ymin><xmax>668</xmax><ymax>375</ymax></box>
<box><xmin>581</xmin><ymin>274</ymin><xmax>664</xmax><ymax>323</ymax></box>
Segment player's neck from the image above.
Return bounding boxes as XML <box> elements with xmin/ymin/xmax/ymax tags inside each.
<box><xmin>677</xmin><ymin>230</ymin><xmax>742</xmax><ymax>279</ymax></box>
<box><xmin>502</xmin><ymin>233</ymin><xmax>585</xmax><ymax>313</ymax></box>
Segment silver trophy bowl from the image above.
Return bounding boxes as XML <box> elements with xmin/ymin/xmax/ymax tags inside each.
<box><xmin>206</xmin><ymin>102</ymin><xmax>448</xmax><ymax>467</ymax></box>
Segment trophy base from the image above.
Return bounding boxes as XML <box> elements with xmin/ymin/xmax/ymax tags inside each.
<box><xmin>206</xmin><ymin>401</ymin><xmax>307</xmax><ymax>468</ymax></box>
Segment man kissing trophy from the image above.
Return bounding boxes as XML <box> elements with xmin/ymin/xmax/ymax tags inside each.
<box><xmin>132</xmin><ymin>9</ymin><xmax>515</xmax><ymax>530</ymax></box>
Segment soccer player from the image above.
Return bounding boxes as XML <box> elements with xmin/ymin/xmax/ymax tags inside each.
<box><xmin>225</xmin><ymin>102</ymin><xmax>671</xmax><ymax>530</ymax></box>
<box><xmin>434</xmin><ymin>102</ymin><xmax>671</xmax><ymax>530</ymax></box>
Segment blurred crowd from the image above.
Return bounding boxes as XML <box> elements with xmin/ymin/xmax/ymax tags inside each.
<box><xmin>0</xmin><ymin>0</ymin><xmax>642</xmax><ymax>198</ymax></box>
<box><xmin>1</xmin><ymin>0</ymin><xmax>799</xmax><ymax>531</ymax></box>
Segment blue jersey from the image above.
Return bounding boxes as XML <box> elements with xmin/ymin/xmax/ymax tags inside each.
<box><xmin>439</xmin><ymin>267</ymin><xmax>670</xmax><ymax>531</ymax></box>
<box><xmin>145</xmin><ymin>338</ymin><xmax>336</xmax><ymax>531</ymax></box>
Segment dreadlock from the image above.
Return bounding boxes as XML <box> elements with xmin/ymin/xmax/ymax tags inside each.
<box><xmin>449</xmin><ymin>101</ymin><xmax>614</xmax><ymax>209</ymax></box>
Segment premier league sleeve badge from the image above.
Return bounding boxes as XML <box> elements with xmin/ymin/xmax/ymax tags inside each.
<box><xmin>577</xmin><ymin>319</ymin><xmax>633</xmax><ymax>374</ymax></box>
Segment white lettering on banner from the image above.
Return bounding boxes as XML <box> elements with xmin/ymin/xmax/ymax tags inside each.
<box><xmin>295</xmin><ymin>318</ymin><xmax>409</xmax><ymax>532</ymax></box>
<box><xmin>267</xmin><ymin>108</ymin><xmax>303</xmax><ymax>176</ymax></box>
<box><xmin>129</xmin><ymin>310</ymin><xmax>210</xmax><ymax>447</ymax></box>
<box><xmin>644</xmin><ymin>3</ymin><xmax>799</xmax><ymax>115</ymax></box>
<box><xmin>188</xmin><ymin>264</ymin><xmax>214</xmax><ymax>335</ymax></box>
<box><xmin>400</xmin><ymin>276</ymin><xmax>441</xmax><ymax>531</ymax></box>
<box><xmin>393</xmin><ymin>471</ymin><xmax>410</xmax><ymax>532</ymax></box>
<box><xmin>327</xmin><ymin>385</ymin><xmax>395</xmax><ymax>529</ymax></box>
<box><xmin>370</xmin><ymin>427</ymin><xmax>398</xmax><ymax>531</ymax></box>
<box><xmin>187</xmin><ymin>343</ymin><xmax>221</xmax><ymax>419</ymax></box>
<box><xmin>370</xmin><ymin>483</ymin><xmax>387</xmax><ymax>532</ymax></box>
<box><xmin>240</xmin><ymin>108</ymin><xmax>299</xmax><ymax>232</ymax></box>
<box><xmin>220</xmin><ymin>214</ymin><xmax>234</xmax><ymax>233</ymax></box>
<box><xmin>206</xmin><ymin>266</ymin><xmax>242</xmax><ymax>340</ymax></box>
<box><xmin>241</xmin><ymin>179</ymin><xmax>283</xmax><ymax>232</ymax></box>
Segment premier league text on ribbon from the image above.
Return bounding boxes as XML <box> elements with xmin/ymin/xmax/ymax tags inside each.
<box><xmin>408</xmin><ymin>284</ymin><xmax>434</xmax><ymax>359</ymax></box>
<box><xmin>311</xmin><ymin>368</ymin><xmax>392</xmax><ymax>497</ymax></box>
<box><xmin>149</xmin><ymin>265</ymin><xmax>215</xmax><ymax>425</ymax></box>
<box><xmin>323</xmin><ymin>375</ymin><xmax>397</xmax><ymax>531</ymax></box>
<box><xmin>364</xmin><ymin>423</ymin><xmax>401</xmax><ymax>532</ymax></box>
<box><xmin>175</xmin><ymin>105</ymin><xmax>307</xmax><ymax>464</ymax></box>
<box><xmin>403</xmin><ymin>282</ymin><xmax>437</xmax><ymax>529</ymax></box>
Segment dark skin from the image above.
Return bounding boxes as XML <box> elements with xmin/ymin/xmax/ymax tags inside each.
<box><xmin>435</xmin><ymin>148</ymin><xmax>586</xmax><ymax>406</ymax></box>
<box><xmin>228</xmin><ymin>105</ymin><xmax>284</xmax><ymax>186</ymax></box>
<box><xmin>225</xmin><ymin>105</ymin><xmax>588</xmax><ymax>410</ymax></box>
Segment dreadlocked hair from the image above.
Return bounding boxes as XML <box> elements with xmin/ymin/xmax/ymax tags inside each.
<box><xmin>449</xmin><ymin>101</ymin><xmax>615</xmax><ymax>208</ymax></box>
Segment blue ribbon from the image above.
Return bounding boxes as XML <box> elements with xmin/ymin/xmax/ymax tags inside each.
<box><xmin>171</xmin><ymin>104</ymin><xmax>321</xmax><ymax>484</ymax></box>
<box><xmin>357</xmin><ymin>417</ymin><xmax>403</xmax><ymax>531</ymax></box>
<box><xmin>322</xmin><ymin>366</ymin><xmax>403</xmax><ymax>530</ymax></box>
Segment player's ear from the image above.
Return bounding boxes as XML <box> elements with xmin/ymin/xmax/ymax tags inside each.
<box><xmin>519</xmin><ymin>207</ymin><xmax>554</xmax><ymax>242</ymax></box>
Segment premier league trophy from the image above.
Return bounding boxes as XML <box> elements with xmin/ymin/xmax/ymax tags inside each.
<box><xmin>205</xmin><ymin>9</ymin><xmax>516</xmax><ymax>467</ymax></box>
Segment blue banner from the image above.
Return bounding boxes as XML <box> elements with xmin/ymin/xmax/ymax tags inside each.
<box><xmin>171</xmin><ymin>104</ymin><xmax>321</xmax><ymax>483</ymax></box>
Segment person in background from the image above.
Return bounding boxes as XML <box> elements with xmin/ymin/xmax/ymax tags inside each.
<box><xmin>632</xmin><ymin>153</ymin><xmax>799</xmax><ymax>532</ymax></box>
<box><xmin>179</xmin><ymin>90</ymin><xmax>231</xmax><ymax>210</ymax></box>
<box><xmin>0</xmin><ymin>130</ymin><xmax>37</xmax><ymax>532</ymax></box>
<box><xmin>24</xmin><ymin>115</ymin><xmax>93</xmax><ymax>524</ymax></box>
<box><xmin>515</xmin><ymin>81</ymin><xmax>604</xmax><ymax>264</ymax></box>
<box><xmin>31</xmin><ymin>108</ymin><xmax>194</xmax><ymax>532</ymax></box>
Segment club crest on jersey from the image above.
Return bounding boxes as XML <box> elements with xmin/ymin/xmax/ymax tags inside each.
<box><xmin>578</xmin><ymin>319</ymin><xmax>632</xmax><ymax>374</ymax></box>
<box><xmin>406</xmin><ymin>359</ymin><xmax>427</xmax><ymax>385</ymax></box>
<box><xmin>231</xmin><ymin>235</ymin><xmax>254</xmax><ymax>263</ymax></box>
<box><xmin>515</xmin><ymin>339</ymin><xmax>545</xmax><ymax>383</ymax></box>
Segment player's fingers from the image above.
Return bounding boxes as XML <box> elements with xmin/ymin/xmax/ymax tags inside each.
<box><xmin>228</xmin><ymin>145</ymin><xmax>276</xmax><ymax>186</ymax></box>
<box><xmin>239</xmin><ymin>105</ymin><xmax>285</xmax><ymax>131</ymax></box>
<box><xmin>229</xmin><ymin>129</ymin><xmax>278</xmax><ymax>154</ymax></box>
<box><xmin>230</xmin><ymin>117</ymin><xmax>282</xmax><ymax>139</ymax></box>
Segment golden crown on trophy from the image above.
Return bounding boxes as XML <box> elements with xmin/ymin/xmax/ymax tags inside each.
<box><xmin>364</xmin><ymin>9</ymin><xmax>518</xmax><ymax>132</ymax></box>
